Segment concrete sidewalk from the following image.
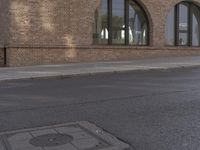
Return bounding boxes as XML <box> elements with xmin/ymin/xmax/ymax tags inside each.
<box><xmin>0</xmin><ymin>56</ymin><xmax>200</xmax><ymax>82</ymax></box>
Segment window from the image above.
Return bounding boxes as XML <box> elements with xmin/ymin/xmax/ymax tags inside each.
<box><xmin>165</xmin><ymin>2</ymin><xmax>200</xmax><ymax>47</ymax></box>
<box><xmin>94</xmin><ymin>0</ymin><xmax>108</xmax><ymax>44</ymax></box>
<box><xmin>129</xmin><ymin>1</ymin><xmax>148</xmax><ymax>45</ymax></box>
<box><xmin>112</xmin><ymin>0</ymin><xmax>125</xmax><ymax>44</ymax></box>
<box><xmin>94</xmin><ymin>0</ymin><xmax>149</xmax><ymax>45</ymax></box>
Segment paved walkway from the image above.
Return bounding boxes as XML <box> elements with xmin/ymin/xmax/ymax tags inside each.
<box><xmin>0</xmin><ymin>56</ymin><xmax>200</xmax><ymax>81</ymax></box>
<box><xmin>0</xmin><ymin>121</ymin><xmax>129</xmax><ymax>150</ymax></box>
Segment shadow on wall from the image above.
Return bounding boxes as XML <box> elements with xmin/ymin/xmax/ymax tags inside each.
<box><xmin>7</xmin><ymin>0</ymin><xmax>73</xmax><ymax>46</ymax></box>
<box><xmin>0</xmin><ymin>0</ymin><xmax>7</xmax><ymax>47</ymax></box>
<box><xmin>0</xmin><ymin>0</ymin><xmax>8</xmax><ymax>66</ymax></box>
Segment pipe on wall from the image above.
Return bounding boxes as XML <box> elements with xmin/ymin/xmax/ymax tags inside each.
<box><xmin>4</xmin><ymin>47</ymin><xmax>7</xmax><ymax>67</ymax></box>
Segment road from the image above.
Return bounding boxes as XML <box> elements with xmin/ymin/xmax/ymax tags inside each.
<box><xmin>0</xmin><ymin>67</ymin><xmax>200</xmax><ymax>150</ymax></box>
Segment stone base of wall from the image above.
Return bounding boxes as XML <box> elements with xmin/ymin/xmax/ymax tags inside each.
<box><xmin>0</xmin><ymin>48</ymin><xmax>4</xmax><ymax>67</ymax></box>
<box><xmin>5</xmin><ymin>46</ymin><xmax>200</xmax><ymax>67</ymax></box>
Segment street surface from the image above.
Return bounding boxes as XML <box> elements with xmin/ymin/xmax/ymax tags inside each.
<box><xmin>1</xmin><ymin>67</ymin><xmax>200</xmax><ymax>150</ymax></box>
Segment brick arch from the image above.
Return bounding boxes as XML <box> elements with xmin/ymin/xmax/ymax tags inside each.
<box><xmin>165</xmin><ymin>0</ymin><xmax>200</xmax><ymax>18</ymax></box>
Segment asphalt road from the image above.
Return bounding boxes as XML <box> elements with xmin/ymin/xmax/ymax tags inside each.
<box><xmin>1</xmin><ymin>67</ymin><xmax>200</xmax><ymax>150</ymax></box>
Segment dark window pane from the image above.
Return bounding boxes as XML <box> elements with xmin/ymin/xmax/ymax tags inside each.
<box><xmin>191</xmin><ymin>5</ymin><xmax>200</xmax><ymax>46</ymax></box>
<box><xmin>129</xmin><ymin>0</ymin><xmax>148</xmax><ymax>45</ymax></box>
<box><xmin>93</xmin><ymin>0</ymin><xmax>108</xmax><ymax>44</ymax></box>
<box><xmin>165</xmin><ymin>8</ymin><xmax>175</xmax><ymax>46</ymax></box>
<box><xmin>112</xmin><ymin>0</ymin><xmax>125</xmax><ymax>44</ymax></box>
<box><xmin>178</xmin><ymin>3</ymin><xmax>189</xmax><ymax>46</ymax></box>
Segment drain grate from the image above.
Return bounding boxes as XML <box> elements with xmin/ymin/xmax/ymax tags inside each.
<box><xmin>0</xmin><ymin>121</ymin><xmax>129</xmax><ymax>150</ymax></box>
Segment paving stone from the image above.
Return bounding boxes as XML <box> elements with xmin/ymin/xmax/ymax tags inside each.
<box><xmin>55</xmin><ymin>126</ymin><xmax>82</xmax><ymax>133</ymax></box>
<box><xmin>31</xmin><ymin>129</ymin><xmax>57</xmax><ymax>137</ymax></box>
<box><xmin>0</xmin><ymin>142</ymin><xmax>4</xmax><ymax>150</ymax></box>
<box><xmin>66</xmin><ymin>131</ymin><xmax>94</xmax><ymax>140</ymax></box>
<box><xmin>9</xmin><ymin>139</ymin><xmax>37</xmax><ymax>150</ymax></box>
<box><xmin>8</xmin><ymin>133</ymin><xmax>32</xmax><ymax>142</ymax></box>
<box><xmin>72</xmin><ymin>138</ymin><xmax>103</xmax><ymax>149</ymax></box>
<box><xmin>44</xmin><ymin>143</ymin><xmax>77</xmax><ymax>150</ymax></box>
<box><xmin>16</xmin><ymin>147</ymin><xmax>43</xmax><ymax>150</ymax></box>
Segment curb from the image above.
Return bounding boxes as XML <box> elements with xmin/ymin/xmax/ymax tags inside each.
<box><xmin>0</xmin><ymin>64</ymin><xmax>200</xmax><ymax>82</ymax></box>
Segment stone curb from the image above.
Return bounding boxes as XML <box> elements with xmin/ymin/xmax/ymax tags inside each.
<box><xmin>0</xmin><ymin>64</ymin><xmax>200</xmax><ymax>82</ymax></box>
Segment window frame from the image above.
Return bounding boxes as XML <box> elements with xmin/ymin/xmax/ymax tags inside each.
<box><xmin>167</xmin><ymin>2</ymin><xmax>200</xmax><ymax>47</ymax></box>
<box><xmin>95</xmin><ymin>0</ymin><xmax>150</xmax><ymax>46</ymax></box>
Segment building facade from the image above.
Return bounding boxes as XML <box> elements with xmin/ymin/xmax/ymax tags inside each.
<box><xmin>0</xmin><ymin>0</ymin><xmax>200</xmax><ymax>66</ymax></box>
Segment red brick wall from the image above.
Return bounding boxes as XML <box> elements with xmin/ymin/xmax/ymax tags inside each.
<box><xmin>4</xmin><ymin>0</ymin><xmax>200</xmax><ymax>47</ymax></box>
<box><xmin>1</xmin><ymin>0</ymin><xmax>200</xmax><ymax>66</ymax></box>
<box><xmin>4</xmin><ymin>0</ymin><xmax>97</xmax><ymax>47</ymax></box>
<box><xmin>6</xmin><ymin>46</ymin><xmax>200</xmax><ymax>67</ymax></box>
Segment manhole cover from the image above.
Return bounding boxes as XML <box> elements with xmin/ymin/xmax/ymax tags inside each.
<box><xmin>29</xmin><ymin>133</ymin><xmax>73</xmax><ymax>147</ymax></box>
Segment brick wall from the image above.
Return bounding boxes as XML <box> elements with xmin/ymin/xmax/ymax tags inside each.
<box><xmin>1</xmin><ymin>0</ymin><xmax>200</xmax><ymax>66</ymax></box>
<box><xmin>6</xmin><ymin>46</ymin><xmax>200</xmax><ymax>67</ymax></box>
<box><xmin>4</xmin><ymin>0</ymin><xmax>98</xmax><ymax>47</ymax></box>
<box><xmin>4</xmin><ymin>0</ymin><xmax>200</xmax><ymax>47</ymax></box>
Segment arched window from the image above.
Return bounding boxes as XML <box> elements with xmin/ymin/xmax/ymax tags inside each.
<box><xmin>165</xmin><ymin>2</ymin><xmax>200</xmax><ymax>47</ymax></box>
<box><xmin>93</xmin><ymin>0</ymin><xmax>149</xmax><ymax>46</ymax></box>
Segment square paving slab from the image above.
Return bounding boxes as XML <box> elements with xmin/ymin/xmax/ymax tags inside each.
<box><xmin>0</xmin><ymin>121</ymin><xmax>129</xmax><ymax>150</ymax></box>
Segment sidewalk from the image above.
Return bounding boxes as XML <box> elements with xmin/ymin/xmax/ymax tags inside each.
<box><xmin>1</xmin><ymin>56</ymin><xmax>200</xmax><ymax>82</ymax></box>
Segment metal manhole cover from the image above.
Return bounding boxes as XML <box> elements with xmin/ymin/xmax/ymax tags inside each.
<box><xmin>0</xmin><ymin>121</ymin><xmax>129</xmax><ymax>150</ymax></box>
<box><xmin>29</xmin><ymin>133</ymin><xmax>73</xmax><ymax>147</ymax></box>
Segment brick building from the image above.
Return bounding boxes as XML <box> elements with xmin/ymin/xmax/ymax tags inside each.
<box><xmin>0</xmin><ymin>0</ymin><xmax>200</xmax><ymax>67</ymax></box>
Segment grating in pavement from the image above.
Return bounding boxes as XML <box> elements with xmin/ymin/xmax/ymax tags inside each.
<box><xmin>0</xmin><ymin>121</ymin><xmax>129</xmax><ymax>150</ymax></box>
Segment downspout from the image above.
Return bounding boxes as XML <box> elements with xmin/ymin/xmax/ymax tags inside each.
<box><xmin>3</xmin><ymin>47</ymin><xmax>7</xmax><ymax>67</ymax></box>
